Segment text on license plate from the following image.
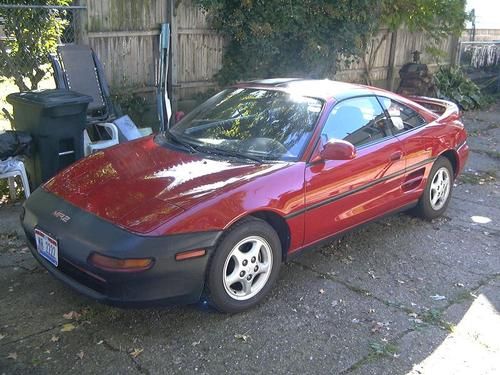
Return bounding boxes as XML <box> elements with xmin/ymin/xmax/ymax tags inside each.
<box><xmin>35</xmin><ymin>229</ymin><xmax>59</xmax><ymax>267</ymax></box>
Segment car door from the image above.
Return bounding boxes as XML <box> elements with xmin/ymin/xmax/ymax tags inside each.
<box><xmin>377</xmin><ymin>96</ymin><xmax>434</xmax><ymax>196</ymax></box>
<box><xmin>304</xmin><ymin>96</ymin><xmax>406</xmax><ymax>245</ymax></box>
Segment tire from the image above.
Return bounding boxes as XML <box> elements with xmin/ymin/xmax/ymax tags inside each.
<box><xmin>206</xmin><ymin>218</ymin><xmax>282</xmax><ymax>313</ymax></box>
<box><xmin>414</xmin><ymin>157</ymin><xmax>454</xmax><ymax>220</ymax></box>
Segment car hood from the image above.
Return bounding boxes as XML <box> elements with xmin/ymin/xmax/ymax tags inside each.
<box><xmin>44</xmin><ymin>136</ymin><xmax>286</xmax><ymax>234</ymax></box>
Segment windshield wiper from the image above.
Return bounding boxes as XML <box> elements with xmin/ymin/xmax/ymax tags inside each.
<box><xmin>198</xmin><ymin>146</ymin><xmax>263</xmax><ymax>164</ymax></box>
<box><xmin>167</xmin><ymin>131</ymin><xmax>198</xmax><ymax>153</ymax></box>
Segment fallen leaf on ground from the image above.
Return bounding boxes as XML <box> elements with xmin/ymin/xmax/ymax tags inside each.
<box><xmin>63</xmin><ymin>311</ymin><xmax>81</xmax><ymax>320</ymax></box>
<box><xmin>234</xmin><ymin>333</ymin><xmax>250</xmax><ymax>342</ymax></box>
<box><xmin>76</xmin><ymin>351</ymin><xmax>84</xmax><ymax>360</ymax></box>
<box><xmin>371</xmin><ymin>321</ymin><xmax>390</xmax><ymax>333</ymax></box>
<box><xmin>129</xmin><ymin>348</ymin><xmax>144</xmax><ymax>358</ymax></box>
<box><xmin>192</xmin><ymin>340</ymin><xmax>201</xmax><ymax>347</ymax></box>
<box><xmin>0</xmin><ymin>334</ymin><xmax>5</xmax><ymax>340</ymax></box>
<box><xmin>61</xmin><ymin>323</ymin><xmax>76</xmax><ymax>332</ymax></box>
<box><xmin>50</xmin><ymin>335</ymin><xmax>59</xmax><ymax>342</ymax></box>
<box><xmin>7</xmin><ymin>352</ymin><xmax>17</xmax><ymax>360</ymax></box>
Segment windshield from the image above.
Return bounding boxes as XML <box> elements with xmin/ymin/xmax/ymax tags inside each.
<box><xmin>168</xmin><ymin>88</ymin><xmax>323</xmax><ymax>162</ymax></box>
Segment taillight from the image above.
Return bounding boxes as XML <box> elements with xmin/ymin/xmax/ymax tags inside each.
<box><xmin>88</xmin><ymin>253</ymin><xmax>154</xmax><ymax>272</ymax></box>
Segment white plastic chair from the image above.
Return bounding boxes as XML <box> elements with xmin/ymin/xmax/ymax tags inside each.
<box><xmin>0</xmin><ymin>158</ymin><xmax>31</xmax><ymax>200</ymax></box>
<box><xmin>83</xmin><ymin>122</ymin><xmax>120</xmax><ymax>156</ymax></box>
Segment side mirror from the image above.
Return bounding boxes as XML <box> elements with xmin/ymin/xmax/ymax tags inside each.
<box><xmin>320</xmin><ymin>139</ymin><xmax>356</xmax><ymax>161</ymax></box>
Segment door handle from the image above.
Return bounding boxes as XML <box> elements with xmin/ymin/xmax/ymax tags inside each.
<box><xmin>390</xmin><ymin>151</ymin><xmax>403</xmax><ymax>161</ymax></box>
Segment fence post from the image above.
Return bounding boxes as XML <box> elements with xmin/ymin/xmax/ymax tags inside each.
<box><xmin>387</xmin><ymin>30</ymin><xmax>398</xmax><ymax>91</ymax></box>
<box><xmin>168</xmin><ymin>0</ymin><xmax>178</xmax><ymax>117</ymax></box>
<box><xmin>449</xmin><ymin>35</ymin><xmax>460</xmax><ymax>67</ymax></box>
<box><xmin>75</xmin><ymin>0</ymin><xmax>88</xmax><ymax>44</ymax></box>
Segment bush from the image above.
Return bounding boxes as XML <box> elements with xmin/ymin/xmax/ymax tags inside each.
<box><xmin>434</xmin><ymin>66</ymin><xmax>484</xmax><ymax>110</ymax></box>
<box><xmin>195</xmin><ymin>0</ymin><xmax>378</xmax><ymax>84</ymax></box>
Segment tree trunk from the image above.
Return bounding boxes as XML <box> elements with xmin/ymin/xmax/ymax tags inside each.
<box><xmin>362</xmin><ymin>30</ymin><xmax>390</xmax><ymax>86</ymax></box>
<box><xmin>0</xmin><ymin>40</ymin><xmax>29</xmax><ymax>91</ymax></box>
<box><xmin>31</xmin><ymin>67</ymin><xmax>46</xmax><ymax>91</ymax></box>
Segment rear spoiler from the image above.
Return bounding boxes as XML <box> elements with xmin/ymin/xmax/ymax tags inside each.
<box><xmin>409</xmin><ymin>96</ymin><xmax>461</xmax><ymax>122</ymax></box>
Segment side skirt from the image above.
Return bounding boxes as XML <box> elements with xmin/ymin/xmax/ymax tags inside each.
<box><xmin>285</xmin><ymin>200</ymin><xmax>418</xmax><ymax>261</ymax></box>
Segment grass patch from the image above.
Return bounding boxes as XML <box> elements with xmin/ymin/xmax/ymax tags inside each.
<box><xmin>450</xmin><ymin>290</ymin><xmax>475</xmax><ymax>305</ymax></box>
<box><xmin>83</xmin><ymin>304</ymin><xmax>125</xmax><ymax>323</ymax></box>
<box><xmin>369</xmin><ymin>341</ymin><xmax>399</xmax><ymax>358</ymax></box>
<box><xmin>458</xmin><ymin>171</ymin><xmax>497</xmax><ymax>185</ymax></box>
<box><xmin>421</xmin><ymin>309</ymin><xmax>455</xmax><ymax>332</ymax></box>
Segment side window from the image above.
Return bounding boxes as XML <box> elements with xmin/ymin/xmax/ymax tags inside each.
<box><xmin>378</xmin><ymin>97</ymin><xmax>427</xmax><ymax>135</ymax></box>
<box><xmin>322</xmin><ymin>96</ymin><xmax>390</xmax><ymax>147</ymax></box>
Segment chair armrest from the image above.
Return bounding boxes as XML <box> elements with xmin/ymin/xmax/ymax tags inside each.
<box><xmin>95</xmin><ymin>122</ymin><xmax>119</xmax><ymax>141</ymax></box>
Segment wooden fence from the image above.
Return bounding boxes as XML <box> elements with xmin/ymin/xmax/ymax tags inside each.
<box><xmin>76</xmin><ymin>0</ymin><xmax>457</xmax><ymax>113</ymax></box>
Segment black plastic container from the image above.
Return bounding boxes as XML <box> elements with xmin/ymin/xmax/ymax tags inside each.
<box><xmin>7</xmin><ymin>89</ymin><xmax>92</xmax><ymax>188</ymax></box>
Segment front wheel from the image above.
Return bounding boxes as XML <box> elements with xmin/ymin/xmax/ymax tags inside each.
<box><xmin>414</xmin><ymin>157</ymin><xmax>453</xmax><ymax>220</ymax></box>
<box><xmin>206</xmin><ymin>218</ymin><xmax>282</xmax><ymax>313</ymax></box>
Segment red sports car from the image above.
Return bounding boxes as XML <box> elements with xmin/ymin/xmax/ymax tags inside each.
<box><xmin>22</xmin><ymin>79</ymin><xmax>469</xmax><ymax>312</ymax></box>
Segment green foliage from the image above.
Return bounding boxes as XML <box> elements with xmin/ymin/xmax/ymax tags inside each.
<box><xmin>369</xmin><ymin>341</ymin><xmax>399</xmax><ymax>357</ymax></box>
<box><xmin>362</xmin><ymin>0</ymin><xmax>467</xmax><ymax>84</ymax></box>
<box><xmin>434</xmin><ymin>65</ymin><xmax>484</xmax><ymax>111</ymax></box>
<box><xmin>195</xmin><ymin>0</ymin><xmax>380</xmax><ymax>84</ymax></box>
<box><xmin>0</xmin><ymin>0</ymin><xmax>71</xmax><ymax>91</ymax></box>
<box><xmin>381</xmin><ymin>0</ymin><xmax>467</xmax><ymax>37</ymax></box>
<box><xmin>111</xmin><ymin>91</ymin><xmax>148</xmax><ymax>125</ymax></box>
<box><xmin>196</xmin><ymin>1</ymin><xmax>467</xmax><ymax>85</ymax></box>
<box><xmin>0</xmin><ymin>177</ymin><xmax>23</xmax><ymax>204</ymax></box>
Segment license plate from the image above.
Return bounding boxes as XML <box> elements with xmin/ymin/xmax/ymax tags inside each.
<box><xmin>35</xmin><ymin>229</ymin><xmax>59</xmax><ymax>267</ymax></box>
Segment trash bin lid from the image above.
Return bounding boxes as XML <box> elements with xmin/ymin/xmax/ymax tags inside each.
<box><xmin>7</xmin><ymin>89</ymin><xmax>93</xmax><ymax>108</ymax></box>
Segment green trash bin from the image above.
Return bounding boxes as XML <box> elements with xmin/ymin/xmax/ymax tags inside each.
<box><xmin>7</xmin><ymin>89</ymin><xmax>92</xmax><ymax>188</ymax></box>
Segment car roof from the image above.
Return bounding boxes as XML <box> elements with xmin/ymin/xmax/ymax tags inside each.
<box><xmin>235</xmin><ymin>78</ymin><xmax>379</xmax><ymax>102</ymax></box>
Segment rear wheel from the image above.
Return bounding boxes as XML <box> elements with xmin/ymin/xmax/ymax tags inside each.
<box><xmin>414</xmin><ymin>157</ymin><xmax>453</xmax><ymax>220</ymax></box>
<box><xmin>207</xmin><ymin>218</ymin><xmax>281</xmax><ymax>313</ymax></box>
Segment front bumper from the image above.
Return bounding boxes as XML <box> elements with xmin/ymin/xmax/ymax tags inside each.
<box><xmin>22</xmin><ymin>189</ymin><xmax>222</xmax><ymax>307</ymax></box>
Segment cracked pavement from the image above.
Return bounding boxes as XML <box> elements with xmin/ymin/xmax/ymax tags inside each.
<box><xmin>0</xmin><ymin>102</ymin><xmax>499</xmax><ymax>374</ymax></box>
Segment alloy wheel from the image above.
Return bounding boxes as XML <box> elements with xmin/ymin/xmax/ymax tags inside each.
<box><xmin>429</xmin><ymin>167</ymin><xmax>451</xmax><ymax>211</ymax></box>
<box><xmin>222</xmin><ymin>235</ymin><xmax>273</xmax><ymax>301</ymax></box>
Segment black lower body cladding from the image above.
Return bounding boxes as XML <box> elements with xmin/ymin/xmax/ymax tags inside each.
<box><xmin>22</xmin><ymin>189</ymin><xmax>222</xmax><ymax>306</ymax></box>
